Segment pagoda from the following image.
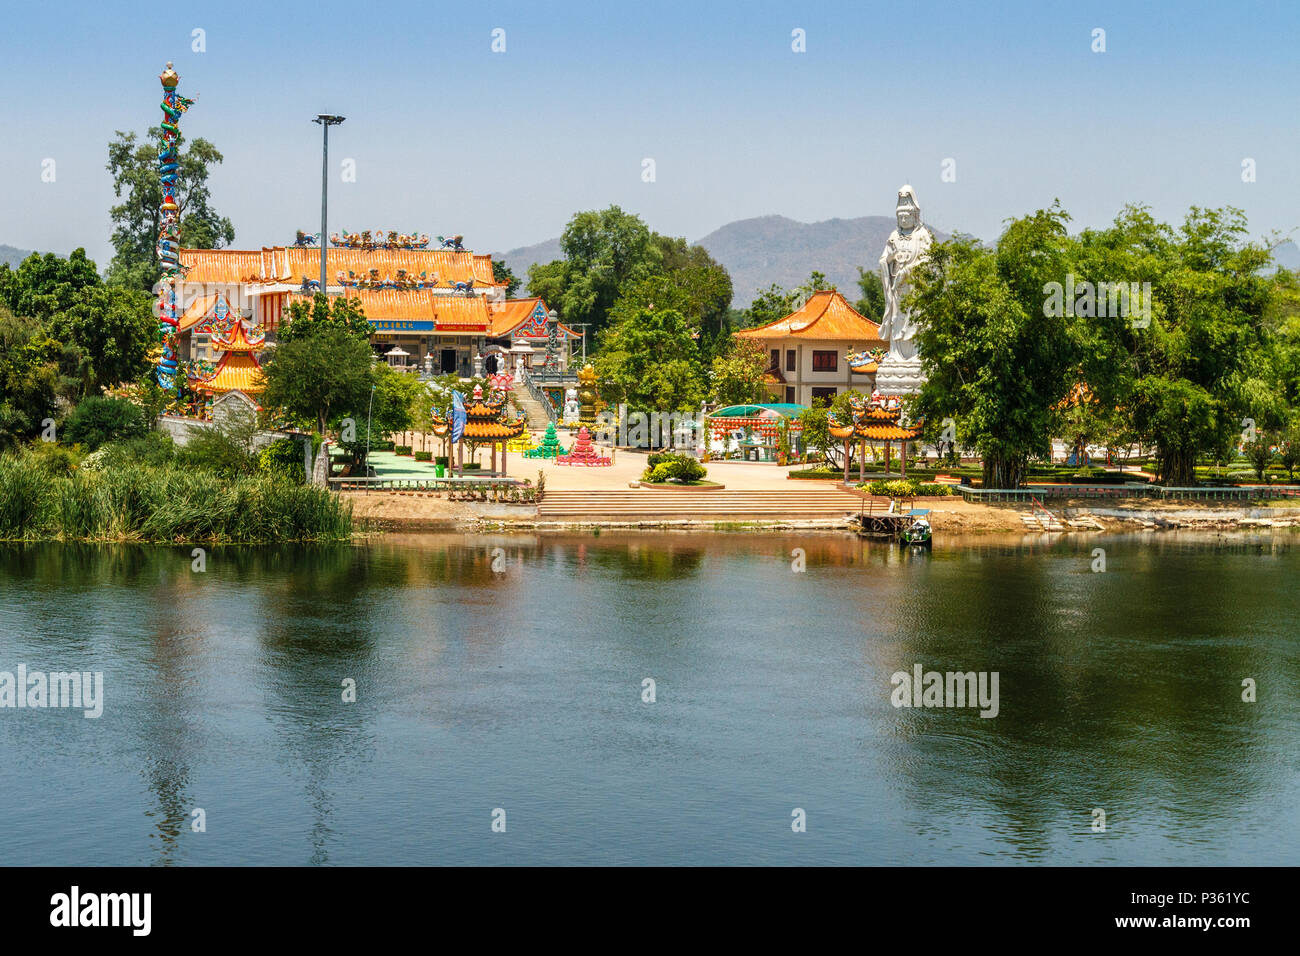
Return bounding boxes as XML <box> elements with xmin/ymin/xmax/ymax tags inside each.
<box><xmin>828</xmin><ymin>392</ymin><xmax>923</xmax><ymax>483</ymax></box>
<box><xmin>524</xmin><ymin>421</ymin><xmax>567</xmax><ymax>459</ymax></box>
<box><xmin>189</xmin><ymin>297</ymin><xmax>266</xmax><ymax>405</ymax></box>
<box><xmin>556</xmin><ymin>426</ymin><xmax>612</xmax><ymax>466</ymax></box>
<box><xmin>431</xmin><ymin>384</ymin><xmax>527</xmax><ymax>475</ymax></box>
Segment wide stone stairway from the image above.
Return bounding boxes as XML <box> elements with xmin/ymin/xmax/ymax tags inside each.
<box><xmin>536</xmin><ymin>485</ymin><xmax>864</xmax><ymax>521</ymax></box>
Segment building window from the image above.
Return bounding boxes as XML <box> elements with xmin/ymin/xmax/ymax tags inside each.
<box><xmin>811</xmin><ymin>386</ymin><xmax>838</xmax><ymax>404</ymax></box>
<box><xmin>812</xmin><ymin>350</ymin><xmax>838</xmax><ymax>372</ymax></box>
<box><xmin>784</xmin><ymin>386</ymin><xmax>795</xmax><ymax>404</ymax></box>
<box><xmin>770</xmin><ymin>348</ymin><xmax>780</xmax><ymax>370</ymax></box>
<box><xmin>785</xmin><ymin>349</ymin><xmax>796</xmax><ymax>372</ymax></box>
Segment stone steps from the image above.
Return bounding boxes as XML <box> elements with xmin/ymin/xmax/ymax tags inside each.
<box><xmin>537</xmin><ymin>487</ymin><xmax>863</xmax><ymax>518</ymax></box>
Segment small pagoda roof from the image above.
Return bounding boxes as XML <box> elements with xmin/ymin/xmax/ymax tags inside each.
<box><xmin>194</xmin><ymin>350</ymin><xmax>264</xmax><ymax>393</ymax></box>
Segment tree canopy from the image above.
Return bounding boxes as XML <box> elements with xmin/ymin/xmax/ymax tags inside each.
<box><xmin>106</xmin><ymin>131</ymin><xmax>234</xmax><ymax>290</ymax></box>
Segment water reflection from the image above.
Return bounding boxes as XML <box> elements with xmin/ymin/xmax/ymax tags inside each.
<box><xmin>0</xmin><ymin>531</ymin><xmax>1296</xmax><ymax>865</ymax></box>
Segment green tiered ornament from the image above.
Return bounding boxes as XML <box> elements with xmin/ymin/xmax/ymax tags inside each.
<box><xmin>524</xmin><ymin>421</ymin><xmax>568</xmax><ymax>459</ymax></box>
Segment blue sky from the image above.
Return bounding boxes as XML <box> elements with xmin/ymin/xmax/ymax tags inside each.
<box><xmin>2</xmin><ymin>0</ymin><xmax>1298</xmax><ymax>270</ymax></box>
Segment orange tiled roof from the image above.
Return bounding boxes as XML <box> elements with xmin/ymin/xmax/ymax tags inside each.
<box><xmin>283</xmin><ymin>290</ymin><xmax>493</xmax><ymax>329</ymax></box>
<box><xmin>197</xmin><ymin>351</ymin><xmax>264</xmax><ymax>394</ymax></box>
<box><xmin>736</xmin><ymin>290</ymin><xmax>885</xmax><ymax>343</ymax></box>
<box><xmin>487</xmin><ymin>297</ymin><xmax>580</xmax><ymax>339</ymax></box>
<box><xmin>178</xmin><ymin>247</ymin><xmax>500</xmax><ymax>287</ymax></box>
<box><xmin>177</xmin><ymin>292</ymin><xmax>220</xmax><ymax>332</ymax></box>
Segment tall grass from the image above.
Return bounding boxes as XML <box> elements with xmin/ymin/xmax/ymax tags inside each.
<box><xmin>0</xmin><ymin>451</ymin><xmax>352</xmax><ymax>543</ymax></box>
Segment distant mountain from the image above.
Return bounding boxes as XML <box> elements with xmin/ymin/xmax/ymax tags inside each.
<box><xmin>695</xmin><ymin>215</ymin><xmax>953</xmax><ymax>308</ymax></box>
<box><xmin>493</xmin><ymin>237</ymin><xmax>564</xmax><ymax>286</ymax></box>
<box><xmin>1272</xmin><ymin>239</ymin><xmax>1300</xmax><ymax>272</ymax></box>
<box><xmin>495</xmin><ymin>216</ymin><xmax>949</xmax><ymax>309</ymax></box>
<box><xmin>1</xmin><ymin>244</ymin><xmax>34</xmax><ymax>269</ymax></box>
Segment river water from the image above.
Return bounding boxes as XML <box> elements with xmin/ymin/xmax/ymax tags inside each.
<box><xmin>0</xmin><ymin>532</ymin><xmax>1296</xmax><ymax>866</ymax></box>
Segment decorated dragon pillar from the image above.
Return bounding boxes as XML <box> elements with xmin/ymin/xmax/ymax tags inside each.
<box><xmin>154</xmin><ymin>62</ymin><xmax>194</xmax><ymax>389</ymax></box>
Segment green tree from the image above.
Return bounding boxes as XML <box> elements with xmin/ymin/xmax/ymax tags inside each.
<box><xmin>0</xmin><ymin>249</ymin><xmax>101</xmax><ymax>321</ymax></box>
<box><xmin>1115</xmin><ymin>207</ymin><xmax>1271</xmax><ymax>485</ymax></box>
<box><xmin>260</xmin><ymin>326</ymin><xmax>374</xmax><ymax>437</ymax></box>
<box><xmin>742</xmin><ymin>271</ymin><xmax>831</xmax><ymax>329</ymax></box>
<box><xmin>912</xmin><ymin>204</ymin><xmax>1077</xmax><ymax>488</ymax></box>
<box><xmin>48</xmin><ymin>286</ymin><xmax>156</xmax><ymax>396</ymax></box>
<box><xmin>710</xmin><ymin>336</ymin><xmax>769</xmax><ymax>406</ymax></box>
<box><xmin>62</xmin><ymin>396</ymin><xmax>147</xmax><ymax>449</ymax></box>
<box><xmin>0</xmin><ymin>306</ymin><xmax>61</xmax><ymax>449</ymax></box>
<box><xmin>594</xmin><ymin>306</ymin><xmax>705</xmax><ymax>434</ymax></box>
<box><xmin>855</xmin><ymin>267</ymin><xmax>886</xmax><ymax>321</ymax></box>
<box><xmin>526</xmin><ymin>206</ymin><xmax>662</xmax><ymax>338</ymax></box>
<box><xmin>277</xmin><ymin>293</ymin><xmax>372</xmax><ymax>343</ymax></box>
<box><xmin>492</xmin><ymin>259</ymin><xmax>522</xmax><ymax>298</ymax></box>
<box><xmin>106</xmin><ymin>131</ymin><xmax>235</xmax><ymax>290</ymax></box>
<box><xmin>335</xmin><ymin>363</ymin><xmax>421</xmax><ymax>466</ymax></box>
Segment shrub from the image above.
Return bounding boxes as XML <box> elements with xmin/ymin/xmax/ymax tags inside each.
<box><xmin>26</xmin><ymin>440</ymin><xmax>82</xmax><ymax>478</ymax></box>
<box><xmin>62</xmin><ymin>396</ymin><xmax>146</xmax><ymax>450</ymax></box>
<box><xmin>642</xmin><ymin>453</ymin><xmax>707</xmax><ymax>483</ymax></box>
<box><xmin>259</xmin><ymin>437</ymin><xmax>306</xmax><ymax>484</ymax></box>
<box><xmin>99</xmin><ymin>431</ymin><xmax>177</xmax><ymax>469</ymax></box>
<box><xmin>916</xmin><ymin>483</ymin><xmax>954</xmax><ymax>496</ymax></box>
<box><xmin>462</xmin><ymin>461</ymin><xmax>481</xmax><ymax>471</ymax></box>
<box><xmin>176</xmin><ymin>424</ymin><xmax>258</xmax><ymax>478</ymax></box>
<box><xmin>395</xmin><ymin>445</ymin><xmax>413</xmax><ymax>456</ymax></box>
<box><xmin>414</xmin><ymin>450</ymin><xmax>432</xmax><ymax>461</ymax></box>
<box><xmin>435</xmin><ymin>456</ymin><xmax>449</xmax><ymax>467</ymax></box>
<box><xmin>867</xmin><ymin>478</ymin><xmax>920</xmax><ymax>497</ymax></box>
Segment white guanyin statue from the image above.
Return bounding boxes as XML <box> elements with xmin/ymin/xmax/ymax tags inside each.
<box><xmin>561</xmin><ymin>388</ymin><xmax>581</xmax><ymax>425</ymax></box>
<box><xmin>875</xmin><ymin>185</ymin><xmax>934</xmax><ymax>395</ymax></box>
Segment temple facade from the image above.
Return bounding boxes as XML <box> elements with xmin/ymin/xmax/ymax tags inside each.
<box><xmin>735</xmin><ymin>290</ymin><xmax>886</xmax><ymax>407</ymax></box>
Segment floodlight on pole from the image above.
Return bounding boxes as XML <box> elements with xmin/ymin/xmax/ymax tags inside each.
<box><xmin>312</xmin><ymin>114</ymin><xmax>345</xmax><ymax>295</ymax></box>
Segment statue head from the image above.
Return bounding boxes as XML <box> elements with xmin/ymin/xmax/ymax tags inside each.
<box><xmin>896</xmin><ymin>185</ymin><xmax>922</xmax><ymax>233</ymax></box>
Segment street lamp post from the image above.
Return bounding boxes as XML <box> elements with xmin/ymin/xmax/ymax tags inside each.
<box><xmin>312</xmin><ymin>114</ymin><xmax>345</xmax><ymax>295</ymax></box>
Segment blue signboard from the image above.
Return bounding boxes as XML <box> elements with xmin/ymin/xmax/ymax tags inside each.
<box><xmin>370</xmin><ymin>319</ymin><xmax>435</xmax><ymax>332</ymax></box>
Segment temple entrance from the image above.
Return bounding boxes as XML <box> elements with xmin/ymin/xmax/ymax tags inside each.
<box><xmin>440</xmin><ymin>349</ymin><xmax>456</xmax><ymax>374</ymax></box>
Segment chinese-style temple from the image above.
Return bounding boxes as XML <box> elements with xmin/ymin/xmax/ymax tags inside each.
<box><xmin>430</xmin><ymin>385</ymin><xmax>528</xmax><ymax>475</ymax></box>
<box><xmin>828</xmin><ymin>393</ymin><xmax>924</xmax><ymax>481</ymax></box>
<box><xmin>735</xmin><ymin>290</ymin><xmax>886</xmax><ymax>407</ymax></box>
<box><xmin>170</xmin><ymin>242</ymin><xmax>579</xmax><ymax>385</ymax></box>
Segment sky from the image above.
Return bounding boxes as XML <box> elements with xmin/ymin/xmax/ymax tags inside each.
<box><xmin>2</xmin><ymin>0</ymin><xmax>1298</xmax><ymax>269</ymax></box>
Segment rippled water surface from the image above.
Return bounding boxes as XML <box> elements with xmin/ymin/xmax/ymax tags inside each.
<box><xmin>1</xmin><ymin>532</ymin><xmax>1296</xmax><ymax>865</ymax></box>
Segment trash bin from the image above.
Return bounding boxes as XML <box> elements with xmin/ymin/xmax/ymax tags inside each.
<box><xmin>435</xmin><ymin>464</ymin><xmax>445</xmax><ymax>478</ymax></box>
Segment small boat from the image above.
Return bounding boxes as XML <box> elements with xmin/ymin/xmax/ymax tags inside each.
<box><xmin>898</xmin><ymin>511</ymin><xmax>932</xmax><ymax>547</ymax></box>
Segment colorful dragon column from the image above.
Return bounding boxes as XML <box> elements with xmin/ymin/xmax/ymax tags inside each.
<box><xmin>154</xmin><ymin>62</ymin><xmax>194</xmax><ymax>389</ymax></box>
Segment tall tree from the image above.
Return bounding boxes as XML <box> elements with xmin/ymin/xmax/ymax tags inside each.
<box><xmin>710</xmin><ymin>336</ymin><xmax>769</xmax><ymax>407</ymax></box>
<box><xmin>911</xmin><ymin>205</ymin><xmax>1077</xmax><ymax>488</ymax></box>
<box><xmin>0</xmin><ymin>249</ymin><xmax>101</xmax><ymax>321</ymax></box>
<box><xmin>260</xmin><ymin>327</ymin><xmax>375</xmax><ymax>437</ymax></box>
<box><xmin>594</xmin><ymin>306</ymin><xmax>706</xmax><ymax>420</ymax></box>
<box><xmin>47</xmin><ymin>286</ymin><xmax>156</xmax><ymax>396</ymax></box>
<box><xmin>526</xmin><ymin>206</ymin><xmax>662</xmax><ymax>338</ymax></box>
<box><xmin>106</xmin><ymin>131</ymin><xmax>234</xmax><ymax>291</ymax></box>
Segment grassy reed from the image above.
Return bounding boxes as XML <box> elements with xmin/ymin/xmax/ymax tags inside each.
<box><xmin>0</xmin><ymin>452</ymin><xmax>352</xmax><ymax>543</ymax></box>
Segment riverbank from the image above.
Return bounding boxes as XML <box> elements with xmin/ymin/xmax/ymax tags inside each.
<box><xmin>345</xmin><ymin>490</ymin><xmax>1300</xmax><ymax>536</ymax></box>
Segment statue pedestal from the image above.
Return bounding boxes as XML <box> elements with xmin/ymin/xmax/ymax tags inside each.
<box><xmin>874</xmin><ymin>357</ymin><xmax>925</xmax><ymax>396</ymax></box>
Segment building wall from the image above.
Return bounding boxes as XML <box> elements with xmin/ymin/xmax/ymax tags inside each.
<box><xmin>754</xmin><ymin>336</ymin><xmax>875</xmax><ymax>406</ymax></box>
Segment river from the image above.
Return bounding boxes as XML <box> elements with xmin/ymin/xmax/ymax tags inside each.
<box><xmin>1</xmin><ymin>532</ymin><xmax>1296</xmax><ymax>865</ymax></box>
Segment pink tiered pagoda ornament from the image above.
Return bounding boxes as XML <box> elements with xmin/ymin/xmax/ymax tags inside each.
<box><xmin>555</xmin><ymin>426</ymin><xmax>612</xmax><ymax>466</ymax></box>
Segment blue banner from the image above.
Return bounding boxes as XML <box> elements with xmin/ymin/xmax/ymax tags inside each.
<box><xmin>451</xmin><ymin>391</ymin><xmax>466</xmax><ymax>444</ymax></box>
